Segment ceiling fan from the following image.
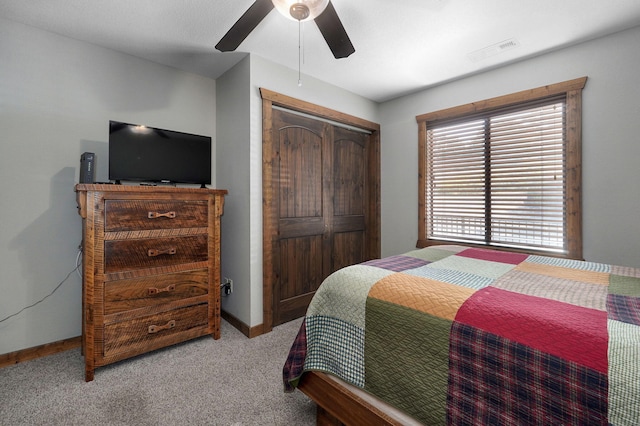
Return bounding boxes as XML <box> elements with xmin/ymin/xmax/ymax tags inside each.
<box><xmin>215</xmin><ymin>0</ymin><xmax>355</xmax><ymax>59</ymax></box>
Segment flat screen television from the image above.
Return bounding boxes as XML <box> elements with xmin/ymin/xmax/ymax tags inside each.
<box><xmin>108</xmin><ymin>120</ymin><xmax>212</xmax><ymax>185</ymax></box>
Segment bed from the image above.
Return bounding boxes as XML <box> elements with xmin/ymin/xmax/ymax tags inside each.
<box><xmin>283</xmin><ymin>245</ymin><xmax>640</xmax><ymax>425</ymax></box>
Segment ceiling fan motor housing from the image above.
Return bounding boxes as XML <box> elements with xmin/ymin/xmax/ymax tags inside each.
<box><xmin>290</xmin><ymin>4</ymin><xmax>310</xmax><ymax>20</ymax></box>
<box><xmin>272</xmin><ymin>0</ymin><xmax>329</xmax><ymax>21</ymax></box>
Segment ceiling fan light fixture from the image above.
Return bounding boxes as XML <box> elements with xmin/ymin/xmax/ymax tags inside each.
<box><xmin>271</xmin><ymin>0</ymin><xmax>329</xmax><ymax>22</ymax></box>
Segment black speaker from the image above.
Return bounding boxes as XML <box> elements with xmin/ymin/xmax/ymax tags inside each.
<box><xmin>80</xmin><ymin>152</ymin><xmax>95</xmax><ymax>183</ymax></box>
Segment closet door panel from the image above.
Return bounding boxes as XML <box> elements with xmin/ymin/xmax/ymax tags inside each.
<box><xmin>330</xmin><ymin>127</ymin><xmax>367</xmax><ymax>274</ymax></box>
<box><xmin>278</xmin><ymin>126</ymin><xmax>323</xmax><ymax>219</ymax></box>
<box><xmin>273</xmin><ymin>110</ymin><xmax>328</xmax><ymax>324</ymax></box>
<box><xmin>277</xmin><ymin>235</ymin><xmax>324</xmax><ymax>323</ymax></box>
<box><xmin>333</xmin><ymin>230</ymin><xmax>366</xmax><ymax>272</ymax></box>
<box><xmin>333</xmin><ymin>130</ymin><xmax>366</xmax><ymax>217</ymax></box>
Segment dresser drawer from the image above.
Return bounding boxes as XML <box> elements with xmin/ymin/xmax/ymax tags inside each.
<box><xmin>103</xmin><ymin>303</ymin><xmax>208</xmax><ymax>358</ymax></box>
<box><xmin>104</xmin><ymin>269</ymin><xmax>209</xmax><ymax>315</ymax></box>
<box><xmin>104</xmin><ymin>200</ymin><xmax>208</xmax><ymax>232</ymax></box>
<box><xmin>105</xmin><ymin>235</ymin><xmax>208</xmax><ymax>274</ymax></box>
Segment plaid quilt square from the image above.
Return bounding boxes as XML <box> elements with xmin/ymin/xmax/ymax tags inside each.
<box><xmin>608</xmin><ymin>294</ymin><xmax>640</xmax><ymax>326</ymax></box>
<box><xmin>303</xmin><ymin>315</ymin><xmax>365</xmax><ymax>387</ymax></box>
<box><xmin>362</xmin><ymin>255</ymin><xmax>429</xmax><ymax>272</ymax></box>
<box><xmin>282</xmin><ymin>320</ymin><xmax>307</xmax><ymax>392</ymax></box>
<box><xmin>447</xmin><ymin>323</ymin><xmax>607</xmax><ymax>425</ymax></box>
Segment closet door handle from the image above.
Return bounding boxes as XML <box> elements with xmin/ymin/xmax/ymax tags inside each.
<box><xmin>148</xmin><ymin>320</ymin><xmax>176</xmax><ymax>334</ymax></box>
<box><xmin>147</xmin><ymin>247</ymin><xmax>177</xmax><ymax>257</ymax></box>
<box><xmin>148</xmin><ymin>211</ymin><xmax>176</xmax><ymax>219</ymax></box>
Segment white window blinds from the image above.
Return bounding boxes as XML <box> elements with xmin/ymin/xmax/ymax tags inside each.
<box><xmin>426</xmin><ymin>97</ymin><xmax>566</xmax><ymax>253</ymax></box>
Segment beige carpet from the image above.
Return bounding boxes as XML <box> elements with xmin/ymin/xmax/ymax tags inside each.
<box><xmin>0</xmin><ymin>318</ymin><xmax>315</xmax><ymax>425</ymax></box>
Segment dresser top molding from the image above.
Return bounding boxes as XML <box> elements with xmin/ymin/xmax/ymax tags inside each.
<box><xmin>74</xmin><ymin>184</ymin><xmax>227</xmax><ymax>219</ymax></box>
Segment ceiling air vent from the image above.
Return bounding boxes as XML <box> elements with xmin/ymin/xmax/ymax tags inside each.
<box><xmin>468</xmin><ymin>38</ymin><xmax>520</xmax><ymax>62</ymax></box>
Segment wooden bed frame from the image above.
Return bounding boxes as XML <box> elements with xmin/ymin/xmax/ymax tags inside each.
<box><xmin>298</xmin><ymin>371</ymin><xmax>422</xmax><ymax>426</ymax></box>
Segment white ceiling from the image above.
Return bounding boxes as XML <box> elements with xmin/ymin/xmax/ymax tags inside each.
<box><xmin>2</xmin><ymin>0</ymin><xmax>640</xmax><ymax>102</ymax></box>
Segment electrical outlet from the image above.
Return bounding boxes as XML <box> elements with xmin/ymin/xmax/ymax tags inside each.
<box><xmin>222</xmin><ymin>277</ymin><xmax>233</xmax><ymax>295</ymax></box>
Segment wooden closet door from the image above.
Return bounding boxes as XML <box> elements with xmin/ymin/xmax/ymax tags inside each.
<box><xmin>331</xmin><ymin>125</ymin><xmax>368</xmax><ymax>271</ymax></box>
<box><xmin>271</xmin><ymin>109</ymin><xmax>369</xmax><ymax>325</ymax></box>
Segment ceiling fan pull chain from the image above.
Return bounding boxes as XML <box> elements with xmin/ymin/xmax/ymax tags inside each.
<box><xmin>298</xmin><ymin>19</ymin><xmax>303</xmax><ymax>87</ymax></box>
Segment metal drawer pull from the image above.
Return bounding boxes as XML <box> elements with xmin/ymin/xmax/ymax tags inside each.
<box><xmin>147</xmin><ymin>247</ymin><xmax>177</xmax><ymax>257</ymax></box>
<box><xmin>148</xmin><ymin>211</ymin><xmax>176</xmax><ymax>219</ymax></box>
<box><xmin>147</xmin><ymin>284</ymin><xmax>176</xmax><ymax>296</ymax></box>
<box><xmin>148</xmin><ymin>320</ymin><xmax>176</xmax><ymax>334</ymax></box>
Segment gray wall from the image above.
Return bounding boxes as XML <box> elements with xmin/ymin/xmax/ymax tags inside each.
<box><xmin>0</xmin><ymin>18</ymin><xmax>216</xmax><ymax>354</ymax></box>
<box><xmin>379</xmin><ymin>25</ymin><xmax>640</xmax><ymax>268</ymax></box>
<box><xmin>216</xmin><ymin>56</ymin><xmax>252</xmax><ymax>326</ymax></box>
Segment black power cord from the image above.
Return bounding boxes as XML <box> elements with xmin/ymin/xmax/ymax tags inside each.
<box><xmin>0</xmin><ymin>250</ymin><xmax>82</xmax><ymax>324</ymax></box>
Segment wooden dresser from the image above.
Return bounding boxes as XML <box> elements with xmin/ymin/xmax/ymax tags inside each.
<box><xmin>75</xmin><ymin>184</ymin><xmax>227</xmax><ymax>381</ymax></box>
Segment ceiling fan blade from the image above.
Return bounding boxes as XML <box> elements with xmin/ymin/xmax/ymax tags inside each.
<box><xmin>215</xmin><ymin>0</ymin><xmax>274</xmax><ymax>52</ymax></box>
<box><xmin>314</xmin><ymin>1</ymin><xmax>355</xmax><ymax>59</ymax></box>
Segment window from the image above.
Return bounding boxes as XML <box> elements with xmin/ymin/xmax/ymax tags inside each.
<box><xmin>417</xmin><ymin>77</ymin><xmax>586</xmax><ymax>259</ymax></box>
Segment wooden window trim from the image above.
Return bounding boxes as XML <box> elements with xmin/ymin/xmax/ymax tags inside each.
<box><xmin>416</xmin><ymin>77</ymin><xmax>587</xmax><ymax>259</ymax></box>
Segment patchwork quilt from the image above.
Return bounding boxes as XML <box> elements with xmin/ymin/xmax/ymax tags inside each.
<box><xmin>283</xmin><ymin>245</ymin><xmax>640</xmax><ymax>425</ymax></box>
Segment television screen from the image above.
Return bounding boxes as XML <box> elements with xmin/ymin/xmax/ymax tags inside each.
<box><xmin>108</xmin><ymin>121</ymin><xmax>212</xmax><ymax>185</ymax></box>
